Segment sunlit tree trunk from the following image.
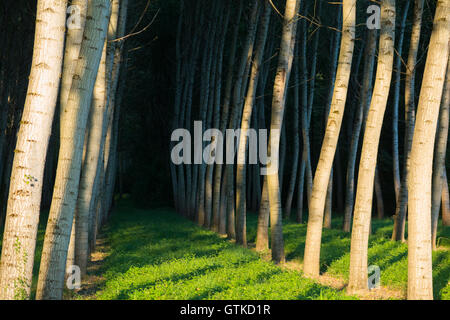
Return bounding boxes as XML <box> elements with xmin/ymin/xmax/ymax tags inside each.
<box><xmin>343</xmin><ymin>29</ymin><xmax>377</xmax><ymax>232</ymax></box>
<box><xmin>60</xmin><ymin>0</ymin><xmax>88</xmax><ymax>135</ymax></box>
<box><xmin>348</xmin><ymin>0</ymin><xmax>395</xmax><ymax>294</ymax></box>
<box><xmin>408</xmin><ymin>0</ymin><xmax>449</xmax><ymax>300</ymax></box>
<box><xmin>36</xmin><ymin>0</ymin><xmax>111</xmax><ymax>300</ymax></box>
<box><xmin>392</xmin><ymin>0</ymin><xmax>425</xmax><ymax>241</ymax></box>
<box><xmin>303</xmin><ymin>0</ymin><xmax>355</xmax><ymax>277</ymax></box>
<box><xmin>0</xmin><ymin>0</ymin><xmax>67</xmax><ymax>300</ymax></box>
<box><xmin>266</xmin><ymin>0</ymin><xmax>300</xmax><ymax>264</ymax></box>
<box><xmin>431</xmin><ymin>53</ymin><xmax>449</xmax><ymax>249</ymax></box>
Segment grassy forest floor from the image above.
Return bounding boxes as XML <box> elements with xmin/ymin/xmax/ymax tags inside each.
<box><xmin>60</xmin><ymin>199</ymin><xmax>450</xmax><ymax>300</ymax></box>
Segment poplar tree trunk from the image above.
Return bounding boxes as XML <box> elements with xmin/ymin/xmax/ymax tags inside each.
<box><xmin>73</xmin><ymin>43</ymin><xmax>108</xmax><ymax>276</ymax></box>
<box><xmin>348</xmin><ymin>0</ymin><xmax>396</xmax><ymax>293</ymax></box>
<box><xmin>392</xmin><ymin>1</ymin><xmax>410</xmax><ymax>205</ymax></box>
<box><xmin>0</xmin><ymin>0</ymin><xmax>67</xmax><ymax>300</ymax></box>
<box><xmin>225</xmin><ymin>0</ymin><xmax>260</xmax><ymax>244</ymax></box>
<box><xmin>214</xmin><ymin>1</ymin><xmax>243</xmax><ymax>235</ymax></box>
<box><xmin>431</xmin><ymin>53</ymin><xmax>449</xmax><ymax>249</ymax></box>
<box><xmin>407</xmin><ymin>0</ymin><xmax>449</xmax><ymax>300</ymax></box>
<box><xmin>236</xmin><ymin>0</ymin><xmax>271</xmax><ymax>247</ymax></box>
<box><xmin>303</xmin><ymin>0</ymin><xmax>356</xmax><ymax>277</ymax></box>
<box><xmin>343</xmin><ymin>29</ymin><xmax>377</xmax><ymax>232</ymax></box>
<box><xmin>284</xmin><ymin>41</ymin><xmax>300</xmax><ymax>219</ymax></box>
<box><xmin>60</xmin><ymin>0</ymin><xmax>88</xmax><ymax>134</ymax></box>
<box><xmin>392</xmin><ymin>0</ymin><xmax>425</xmax><ymax>241</ymax></box>
<box><xmin>36</xmin><ymin>0</ymin><xmax>111</xmax><ymax>300</ymax></box>
<box><xmin>266</xmin><ymin>0</ymin><xmax>300</xmax><ymax>264</ymax></box>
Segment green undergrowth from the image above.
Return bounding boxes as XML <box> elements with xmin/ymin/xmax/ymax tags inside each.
<box><xmin>246</xmin><ymin>213</ymin><xmax>450</xmax><ymax>300</ymax></box>
<box><xmin>75</xmin><ymin>201</ymin><xmax>355</xmax><ymax>300</ymax></box>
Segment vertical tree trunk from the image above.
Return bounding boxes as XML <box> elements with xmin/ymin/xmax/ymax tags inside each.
<box><xmin>392</xmin><ymin>1</ymin><xmax>410</xmax><ymax>205</ymax></box>
<box><xmin>266</xmin><ymin>0</ymin><xmax>300</xmax><ymax>264</ymax></box>
<box><xmin>284</xmin><ymin>40</ymin><xmax>300</xmax><ymax>219</ymax></box>
<box><xmin>431</xmin><ymin>53</ymin><xmax>449</xmax><ymax>249</ymax></box>
<box><xmin>0</xmin><ymin>0</ymin><xmax>67</xmax><ymax>300</ymax></box>
<box><xmin>60</xmin><ymin>0</ymin><xmax>88</xmax><ymax>133</ymax></box>
<box><xmin>214</xmin><ymin>1</ymin><xmax>243</xmax><ymax>235</ymax></box>
<box><xmin>236</xmin><ymin>0</ymin><xmax>271</xmax><ymax>246</ymax></box>
<box><xmin>36</xmin><ymin>0</ymin><xmax>111</xmax><ymax>300</ymax></box>
<box><xmin>407</xmin><ymin>0</ymin><xmax>449</xmax><ymax>300</ymax></box>
<box><xmin>343</xmin><ymin>29</ymin><xmax>377</xmax><ymax>232</ymax></box>
<box><xmin>303</xmin><ymin>0</ymin><xmax>355</xmax><ymax>277</ymax></box>
<box><xmin>348</xmin><ymin>0</ymin><xmax>395</xmax><ymax>294</ymax></box>
<box><xmin>226</xmin><ymin>0</ymin><xmax>260</xmax><ymax>244</ymax></box>
<box><xmin>392</xmin><ymin>0</ymin><xmax>425</xmax><ymax>242</ymax></box>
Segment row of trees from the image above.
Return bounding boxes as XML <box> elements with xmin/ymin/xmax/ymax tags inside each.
<box><xmin>170</xmin><ymin>0</ymin><xmax>450</xmax><ymax>300</ymax></box>
<box><xmin>0</xmin><ymin>0</ymin><xmax>129</xmax><ymax>299</ymax></box>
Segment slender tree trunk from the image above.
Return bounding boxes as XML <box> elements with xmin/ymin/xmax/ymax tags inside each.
<box><xmin>392</xmin><ymin>1</ymin><xmax>410</xmax><ymax>205</ymax></box>
<box><xmin>0</xmin><ymin>0</ymin><xmax>67</xmax><ymax>300</ymax></box>
<box><xmin>36</xmin><ymin>0</ymin><xmax>111</xmax><ymax>300</ymax></box>
<box><xmin>348</xmin><ymin>0</ymin><xmax>395</xmax><ymax>294</ymax></box>
<box><xmin>303</xmin><ymin>0</ymin><xmax>355</xmax><ymax>277</ymax></box>
<box><xmin>236</xmin><ymin>0</ymin><xmax>271</xmax><ymax>246</ymax></box>
<box><xmin>407</xmin><ymin>0</ymin><xmax>449</xmax><ymax>300</ymax></box>
<box><xmin>266</xmin><ymin>0</ymin><xmax>300</xmax><ymax>264</ymax></box>
<box><xmin>60</xmin><ymin>0</ymin><xmax>88</xmax><ymax>133</ymax></box>
<box><xmin>226</xmin><ymin>0</ymin><xmax>260</xmax><ymax>244</ymax></box>
<box><xmin>431</xmin><ymin>53</ymin><xmax>449</xmax><ymax>249</ymax></box>
<box><xmin>392</xmin><ymin>0</ymin><xmax>425</xmax><ymax>242</ymax></box>
<box><xmin>343</xmin><ymin>29</ymin><xmax>377</xmax><ymax>232</ymax></box>
<box><xmin>284</xmin><ymin>41</ymin><xmax>300</xmax><ymax>219</ymax></box>
<box><xmin>214</xmin><ymin>1</ymin><xmax>243</xmax><ymax>235</ymax></box>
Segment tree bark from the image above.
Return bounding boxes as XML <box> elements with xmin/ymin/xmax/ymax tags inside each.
<box><xmin>348</xmin><ymin>0</ymin><xmax>395</xmax><ymax>294</ymax></box>
<box><xmin>236</xmin><ymin>0</ymin><xmax>271</xmax><ymax>246</ymax></box>
<box><xmin>392</xmin><ymin>0</ymin><xmax>425</xmax><ymax>241</ymax></box>
<box><xmin>266</xmin><ymin>0</ymin><xmax>300</xmax><ymax>264</ymax></box>
<box><xmin>343</xmin><ymin>29</ymin><xmax>377</xmax><ymax>232</ymax></box>
<box><xmin>303</xmin><ymin>0</ymin><xmax>356</xmax><ymax>277</ymax></box>
<box><xmin>0</xmin><ymin>0</ymin><xmax>67</xmax><ymax>300</ymax></box>
<box><xmin>36</xmin><ymin>0</ymin><xmax>111</xmax><ymax>300</ymax></box>
<box><xmin>431</xmin><ymin>53</ymin><xmax>449</xmax><ymax>249</ymax></box>
<box><xmin>407</xmin><ymin>0</ymin><xmax>449</xmax><ymax>300</ymax></box>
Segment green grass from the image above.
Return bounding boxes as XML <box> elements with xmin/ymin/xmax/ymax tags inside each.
<box><xmin>246</xmin><ymin>213</ymin><xmax>450</xmax><ymax>300</ymax></box>
<box><xmin>76</xmin><ymin>202</ymin><xmax>355</xmax><ymax>300</ymax></box>
<box><xmin>1</xmin><ymin>202</ymin><xmax>449</xmax><ymax>300</ymax></box>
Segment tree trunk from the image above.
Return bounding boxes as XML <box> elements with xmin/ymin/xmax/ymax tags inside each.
<box><xmin>343</xmin><ymin>29</ymin><xmax>377</xmax><ymax>232</ymax></box>
<box><xmin>266</xmin><ymin>0</ymin><xmax>300</xmax><ymax>264</ymax></box>
<box><xmin>226</xmin><ymin>0</ymin><xmax>260</xmax><ymax>245</ymax></box>
<box><xmin>348</xmin><ymin>0</ymin><xmax>395</xmax><ymax>294</ymax></box>
<box><xmin>303</xmin><ymin>0</ymin><xmax>356</xmax><ymax>277</ymax></box>
<box><xmin>236</xmin><ymin>0</ymin><xmax>271</xmax><ymax>246</ymax></box>
<box><xmin>36</xmin><ymin>0</ymin><xmax>111</xmax><ymax>300</ymax></box>
<box><xmin>0</xmin><ymin>0</ymin><xmax>67</xmax><ymax>300</ymax></box>
<box><xmin>407</xmin><ymin>0</ymin><xmax>449</xmax><ymax>300</ymax></box>
<box><xmin>431</xmin><ymin>53</ymin><xmax>449</xmax><ymax>249</ymax></box>
<box><xmin>392</xmin><ymin>0</ymin><xmax>425</xmax><ymax>242</ymax></box>
<box><xmin>392</xmin><ymin>1</ymin><xmax>410</xmax><ymax>206</ymax></box>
